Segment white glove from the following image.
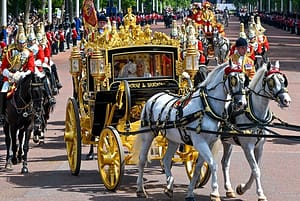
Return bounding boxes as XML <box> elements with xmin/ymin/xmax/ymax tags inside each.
<box><xmin>12</xmin><ymin>71</ymin><xmax>22</xmax><ymax>82</ymax></box>
<box><xmin>2</xmin><ymin>69</ymin><xmax>13</xmax><ymax>78</ymax></box>
<box><xmin>35</xmin><ymin>59</ymin><xmax>42</xmax><ymax>67</ymax></box>
<box><xmin>35</xmin><ymin>69</ymin><xmax>45</xmax><ymax>78</ymax></box>
<box><xmin>44</xmin><ymin>57</ymin><xmax>49</xmax><ymax>64</ymax></box>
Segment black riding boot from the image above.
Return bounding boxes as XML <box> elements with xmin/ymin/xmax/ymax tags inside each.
<box><xmin>51</xmin><ymin>64</ymin><xmax>63</xmax><ymax>89</ymax></box>
<box><xmin>43</xmin><ymin>78</ymin><xmax>56</xmax><ymax>106</ymax></box>
<box><xmin>0</xmin><ymin>92</ymin><xmax>7</xmax><ymax>125</ymax></box>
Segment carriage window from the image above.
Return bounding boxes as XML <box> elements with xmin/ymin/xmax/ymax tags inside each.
<box><xmin>112</xmin><ymin>52</ymin><xmax>174</xmax><ymax>79</ymax></box>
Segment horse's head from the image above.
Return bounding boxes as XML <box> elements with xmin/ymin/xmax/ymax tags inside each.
<box><xmin>263</xmin><ymin>61</ymin><xmax>291</xmax><ymax>107</ymax></box>
<box><xmin>224</xmin><ymin>60</ymin><xmax>248</xmax><ymax>111</ymax></box>
<box><xmin>15</xmin><ymin>73</ymin><xmax>33</xmax><ymax>102</ymax></box>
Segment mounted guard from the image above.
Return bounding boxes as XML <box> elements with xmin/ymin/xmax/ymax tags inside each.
<box><xmin>0</xmin><ymin>23</ymin><xmax>35</xmax><ymax>125</ymax></box>
<box><xmin>0</xmin><ymin>22</ymin><xmax>44</xmax><ymax>173</ymax></box>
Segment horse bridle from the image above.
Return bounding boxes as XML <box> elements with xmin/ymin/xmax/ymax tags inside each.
<box><xmin>251</xmin><ymin>71</ymin><xmax>289</xmax><ymax>102</ymax></box>
<box><xmin>12</xmin><ymin>77</ymin><xmax>33</xmax><ymax>117</ymax></box>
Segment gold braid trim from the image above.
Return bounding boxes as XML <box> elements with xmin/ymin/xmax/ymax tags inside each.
<box><xmin>3</xmin><ymin>44</ymin><xmax>21</xmax><ymax>71</ymax></box>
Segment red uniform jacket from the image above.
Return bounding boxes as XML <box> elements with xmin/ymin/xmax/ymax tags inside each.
<box><xmin>1</xmin><ymin>47</ymin><xmax>35</xmax><ymax>81</ymax></box>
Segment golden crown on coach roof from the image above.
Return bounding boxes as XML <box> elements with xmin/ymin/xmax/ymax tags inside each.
<box><xmin>85</xmin><ymin>9</ymin><xmax>179</xmax><ymax>50</ymax></box>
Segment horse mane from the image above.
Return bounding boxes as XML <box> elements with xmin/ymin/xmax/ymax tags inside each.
<box><xmin>199</xmin><ymin>62</ymin><xmax>228</xmax><ymax>87</ymax></box>
<box><xmin>249</xmin><ymin>64</ymin><xmax>267</xmax><ymax>89</ymax></box>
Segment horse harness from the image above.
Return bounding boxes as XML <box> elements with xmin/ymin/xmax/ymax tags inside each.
<box><xmin>10</xmin><ymin>85</ymin><xmax>33</xmax><ymax>118</ymax></box>
<box><xmin>142</xmin><ymin>87</ymin><xmax>229</xmax><ymax>146</ymax></box>
<box><xmin>224</xmin><ymin>71</ymin><xmax>288</xmax><ymax>145</ymax></box>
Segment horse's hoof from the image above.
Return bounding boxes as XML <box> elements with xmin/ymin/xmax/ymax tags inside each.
<box><xmin>17</xmin><ymin>156</ymin><xmax>22</xmax><ymax>163</ymax></box>
<box><xmin>5</xmin><ymin>162</ymin><xmax>13</xmax><ymax>171</ymax></box>
<box><xmin>85</xmin><ymin>153</ymin><xmax>94</xmax><ymax>160</ymax></box>
<box><xmin>258</xmin><ymin>196</ymin><xmax>268</xmax><ymax>201</ymax></box>
<box><xmin>12</xmin><ymin>157</ymin><xmax>18</xmax><ymax>165</ymax></box>
<box><xmin>39</xmin><ymin>140</ymin><xmax>45</xmax><ymax>145</ymax></box>
<box><xmin>210</xmin><ymin>194</ymin><xmax>221</xmax><ymax>201</ymax></box>
<box><xmin>21</xmin><ymin>167</ymin><xmax>29</xmax><ymax>174</ymax></box>
<box><xmin>236</xmin><ymin>184</ymin><xmax>245</xmax><ymax>195</ymax></box>
<box><xmin>33</xmin><ymin>135</ymin><xmax>40</xmax><ymax>143</ymax></box>
<box><xmin>164</xmin><ymin>188</ymin><xmax>173</xmax><ymax>198</ymax></box>
<box><xmin>226</xmin><ymin>191</ymin><xmax>236</xmax><ymax>198</ymax></box>
<box><xmin>136</xmin><ymin>190</ymin><xmax>147</xmax><ymax>198</ymax></box>
<box><xmin>185</xmin><ymin>197</ymin><xmax>196</xmax><ymax>201</ymax></box>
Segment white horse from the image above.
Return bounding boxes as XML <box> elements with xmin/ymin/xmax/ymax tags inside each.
<box><xmin>133</xmin><ymin>61</ymin><xmax>248</xmax><ymax>201</ymax></box>
<box><xmin>213</xmin><ymin>28</ymin><xmax>230</xmax><ymax>65</ymax></box>
<box><xmin>221</xmin><ymin>61</ymin><xmax>291</xmax><ymax>201</ymax></box>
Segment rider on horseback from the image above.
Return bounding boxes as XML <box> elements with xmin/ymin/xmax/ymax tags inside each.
<box><xmin>37</xmin><ymin>23</ymin><xmax>63</xmax><ymax>93</ymax></box>
<box><xmin>229</xmin><ymin>37</ymin><xmax>256</xmax><ymax>80</ymax></box>
<box><xmin>0</xmin><ymin>23</ymin><xmax>35</xmax><ymax>125</ymax></box>
<box><xmin>27</xmin><ymin>24</ymin><xmax>56</xmax><ymax>106</ymax></box>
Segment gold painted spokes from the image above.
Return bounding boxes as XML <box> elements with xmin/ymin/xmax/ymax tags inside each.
<box><xmin>64</xmin><ymin>97</ymin><xmax>82</xmax><ymax>175</ymax></box>
<box><xmin>97</xmin><ymin>126</ymin><xmax>125</xmax><ymax>191</ymax></box>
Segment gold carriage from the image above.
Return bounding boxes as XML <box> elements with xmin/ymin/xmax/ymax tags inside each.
<box><xmin>64</xmin><ymin>11</ymin><xmax>210</xmax><ymax>191</ymax></box>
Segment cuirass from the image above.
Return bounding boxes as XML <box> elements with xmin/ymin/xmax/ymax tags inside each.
<box><xmin>9</xmin><ymin>49</ymin><xmax>29</xmax><ymax>71</ymax></box>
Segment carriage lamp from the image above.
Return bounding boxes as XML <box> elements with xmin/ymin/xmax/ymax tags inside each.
<box><xmin>70</xmin><ymin>47</ymin><xmax>82</xmax><ymax>75</ymax></box>
<box><xmin>90</xmin><ymin>48</ymin><xmax>105</xmax><ymax>91</ymax></box>
<box><xmin>184</xmin><ymin>43</ymin><xmax>198</xmax><ymax>81</ymax></box>
<box><xmin>70</xmin><ymin>47</ymin><xmax>82</xmax><ymax>94</ymax></box>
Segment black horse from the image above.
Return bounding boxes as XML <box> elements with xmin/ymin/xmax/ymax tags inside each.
<box><xmin>4</xmin><ymin>72</ymin><xmax>43</xmax><ymax>173</ymax></box>
<box><xmin>32</xmin><ymin>69</ymin><xmax>56</xmax><ymax>144</ymax></box>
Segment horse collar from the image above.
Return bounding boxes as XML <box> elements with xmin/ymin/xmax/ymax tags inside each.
<box><xmin>200</xmin><ymin>88</ymin><xmax>227</xmax><ymax>121</ymax></box>
<box><xmin>244</xmin><ymin>93</ymin><xmax>273</xmax><ymax>124</ymax></box>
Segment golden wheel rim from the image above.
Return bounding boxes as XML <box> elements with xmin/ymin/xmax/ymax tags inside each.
<box><xmin>64</xmin><ymin>97</ymin><xmax>81</xmax><ymax>175</ymax></box>
<box><xmin>97</xmin><ymin>126</ymin><xmax>124</xmax><ymax>191</ymax></box>
<box><xmin>184</xmin><ymin>145</ymin><xmax>211</xmax><ymax>187</ymax></box>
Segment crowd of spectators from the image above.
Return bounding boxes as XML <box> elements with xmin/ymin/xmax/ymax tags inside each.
<box><xmin>259</xmin><ymin>12</ymin><xmax>300</xmax><ymax>35</ymax></box>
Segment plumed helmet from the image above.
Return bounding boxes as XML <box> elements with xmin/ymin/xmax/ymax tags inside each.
<box><xmin>256</xmin><ymin>16</ymin><xmax>266</xmax><ymax>33</ymax></box>
<box><xmin>250</xmin><ymin>16</ymin><xmax>255</xmax><ymax>25</ymax></box>
<box><xmin>239</xmin><ymin>23</ymin><xmax>247</xmax><ymax>39</ymax></box>
<box><xmin>36</xmin><ymin>33</ymin><xmax>43</xmax><ymax>41</ymax></box>
<box><xmin>236</xmin><ymin>37</ymin><xmax>248</xmax><ymax>47</ymax></box>
<box><xmin>16</xmin><ymin>23</ymin><xmax>27</xmax><ymax>43</ymax></box>
<box><xmin>248</xmin><ymin>24</ymin><xmax>256</xmax><ymax>39</ymax></box>
<box><xmin>28</xmin><ymin>24</ymin><xmax>36</xmax><ymax>41</ymax></box>
<box><xmin>36</xmin><ymin>22</ymin><xmax>45</xmax><ymax>42</ymax></box>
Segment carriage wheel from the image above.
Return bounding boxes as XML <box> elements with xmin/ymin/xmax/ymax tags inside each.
<box><xmin>64</xmin><ymin>97</ymin><xmax>82</xmax><ymax>176</ymax></box>
<box><xmin>97</xmin><ymin>126</ymin><xmax>125</xmax><ymax>191</ymax></box>
<box><xmin>184</xmin><ymin>145</ymin><xmax>211</xmax><ymax>188</ymax></box>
